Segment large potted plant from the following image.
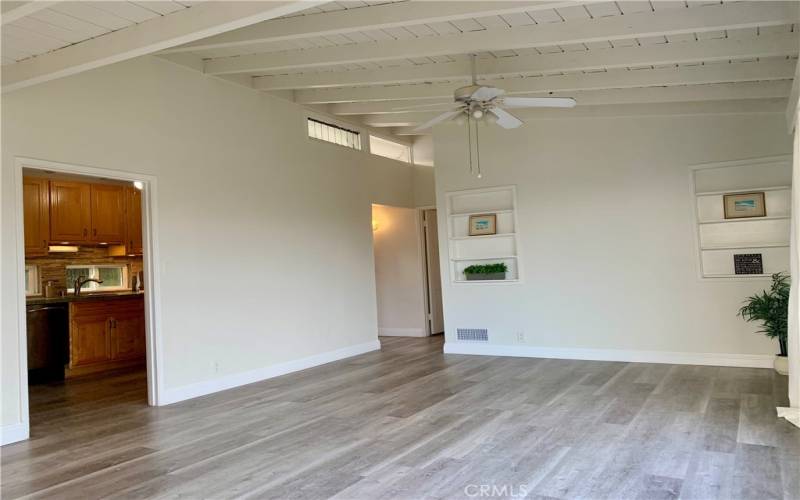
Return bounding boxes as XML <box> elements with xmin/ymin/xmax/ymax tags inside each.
<box><xmin>464</xmin><ymin>263</ymin><xmax>508</xmax><ymax>281</ymax></box>
<box><xmin>738</xmin><ymin>272</ymin><xmax>790</xmax><ymax>375</ymax></box>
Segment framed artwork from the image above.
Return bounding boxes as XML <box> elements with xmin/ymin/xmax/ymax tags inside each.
<box><xmin>734</xmin><ymin>254</ymin><xmax>764</xmax><ymax>275</ymax></box>
<box><xmin>469</xmin><ymin>214</ymin><xmax>497</xmax><ymax>236</ymax></box>
<box><xmin>723</xmin><ymin>192</ymin><xmax>766</xmax><ymax>219</ymax></box>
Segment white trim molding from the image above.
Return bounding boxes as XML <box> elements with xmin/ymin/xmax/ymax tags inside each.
<box><xmin>0</xmin><ymin>422</ymin><xmax>29</xmax><ymax>446</ymax></box>
<box><xmin>160</xmin><ymin>340</ymin><xmax>381</xmax><ymax>405</ymax></box>
<box><xmin>443</xmin><ymin>342</ymin><xmax>774</xmax><ymax>368</ymax></box>
<box><xmin>379</xmin><ymin>328</ymin><xmax>427</xmax><ymax>337</ymax></box>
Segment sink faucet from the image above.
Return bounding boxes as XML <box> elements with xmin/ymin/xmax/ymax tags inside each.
<box><xmin>74</xmin><ymin>276</ymin><xmax>103</xmax><ymax>296</ymax></box>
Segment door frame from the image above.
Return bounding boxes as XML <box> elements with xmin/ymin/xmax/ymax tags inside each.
<box><xmin>417</xmin><ymin>205</ymin><xmax>443</xmax><ymax>336</ymax></box>
<box><xmin>11</xmin><ymin>156</ymin><xmax>165</xmax><ymax>442</ymax></box>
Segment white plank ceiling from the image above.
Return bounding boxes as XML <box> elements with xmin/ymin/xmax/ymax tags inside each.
<box><xmin>1</xmin><ymin>1</ymin><xmax>190</xmax><ymax>66</ymax></box>
<box><xmin>2</xmin><ymin>1</ymin><xmax>798</xmax><ymax>136</ymax></box>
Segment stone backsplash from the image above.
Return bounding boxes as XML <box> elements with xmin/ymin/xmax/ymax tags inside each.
<box><xmin>27</xmin><ymin>247</ymin><xmax>143</xmax><ymax>293</ymax></box>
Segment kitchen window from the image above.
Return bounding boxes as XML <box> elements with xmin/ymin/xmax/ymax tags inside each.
<box><xmin>66</xmin><ymin>264</ymin><xmax>129</xmax><ymax>292</ymax></box>
<box><xmin>25</xmin><ymin>265</ymin><xmax>39</xmax><ymax>296</ymax></box>
<box><xmin>308</xmin><ymin>118</ymin><xmax>362</xmax><ymax>150</ymax></box>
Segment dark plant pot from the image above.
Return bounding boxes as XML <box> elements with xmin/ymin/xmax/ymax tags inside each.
<box><xmin>465</xmin><ymin>272</ymin><xmax>506</xmax><ymax>281</ymax></box>
<box><xmin>779</xmin><ymin>338</ymin><xmax>788</xmax><ymax>357</ymax></box>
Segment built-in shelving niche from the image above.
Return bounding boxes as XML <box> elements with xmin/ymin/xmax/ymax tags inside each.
<box><xmin>445</xmin><ymin>185</ymin><xmax>520</xmax><ymax>284</ymax></box>
<box><xmin>691</xmin><ymin>157</ymin><xmax>791</xmax><ymax>280</ymax></box>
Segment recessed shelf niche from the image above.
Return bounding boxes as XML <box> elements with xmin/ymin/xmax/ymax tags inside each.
<box><xmin>445</xmin><ymin>185</ymin><xmax>520</xmax><ymax>284</ymax></box>
<box><xmin>691</xmin><ymin>158</ymin><xmax>791</xmax><ymax>280</ymax></box>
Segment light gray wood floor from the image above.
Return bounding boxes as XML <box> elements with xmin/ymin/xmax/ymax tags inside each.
<box><xmin>2</xmin><ymin>336</ymin><xmax>799</xmax><ymax>499</ymax></box>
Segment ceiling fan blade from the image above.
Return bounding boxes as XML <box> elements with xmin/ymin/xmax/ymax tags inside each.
<box><xmin>392</xmin><ymin>102</ymin><xmax>456</xmax><ymax>111</ymax></box>
<box><xmin>489</xmin><ymin>108</ymin><xmax>523</xmax><ymax>129</ymax></box>
<box><xmin>500</xmin><ymin>97</ymin><xmax>577</xmax><ymax>108</ymax></box>
<box><xmin>470</xmin><ymin>86</ymin><xmax>504</xmax><ymax>101</ymax></box>
<box><xmin>413</xmin><ymin>109</ymin><xmax>464</xmax><ymax>132</ymax></box>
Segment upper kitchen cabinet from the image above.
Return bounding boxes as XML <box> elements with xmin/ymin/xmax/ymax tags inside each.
<box><xmin>90</xmin><ymin>184</ymin><xmax>125</xmax><ymax>243</ymax></box>
<box><xmin>125</xmin><ymin>187</ymin><xmax>143</xmax><ymax>255</ymax></box>
<box><xmin>23</xmin><ymin>177</ymin><xmax>50</xmax><ymax>256</ymax></box>
<box><xmin>49</xmin><ymin>180</ymin><xmax>91</xmax><ymax>243</ymax></box>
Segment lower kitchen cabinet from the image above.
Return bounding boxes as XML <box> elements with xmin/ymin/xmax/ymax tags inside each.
<box><xmin>68</xmin><ymin>297</ymin><xmax>145</xmax><ymax>377</ymax></box>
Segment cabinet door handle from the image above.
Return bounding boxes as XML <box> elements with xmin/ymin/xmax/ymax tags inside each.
<box><xmin>43</xmin><ymin>239</ymin><xmax>47</xmax><ymax>248</ymax></box>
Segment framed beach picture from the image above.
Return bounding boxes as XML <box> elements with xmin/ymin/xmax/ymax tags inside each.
<box><xmin>469</xmin><ymin>214</ymin><xmax>497</xmax><ymax>236</ymax></box>
<box><xmin>723</xmin><ymin>192</ymin><xmax>766</xmax><ymax>219</ymax></box>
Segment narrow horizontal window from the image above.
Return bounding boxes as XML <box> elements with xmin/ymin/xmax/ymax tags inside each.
<box><xmin>66</xmin><ymin>264</ymin><xmax>129</xmax><ymax>292</ymax></box>
<box><xmin>370</xmin><ymin>135</ymin><xmax>411</xmax><ymax>163</ymax></box>
<box><xmin>308</xmin><ymin>118</ymin><xmax>361</xmax><ymax>150</ymax></box>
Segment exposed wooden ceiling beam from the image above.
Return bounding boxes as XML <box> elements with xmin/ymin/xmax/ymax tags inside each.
<box><xmin>2</xmin><ymin>1</ymin><xmax>324</xmax><ymax>93</ymax></box>
<box><xmin>293</xmin><ymin>60</ymin><xmax>796</xmax><ymax>104</ymax></box>
<box><xmin>162</xmin><ymin>1</ymin><xmax>573</xmax><ymax>55</ymax></box>
<box><xmin>330</xmin><ymin>81</ymin><xmax>792</xmax><ymax>116</ymax></box>
<box><xmin>1</xmin><ymin>1</ymin><xmax>54</xmax><ymax>25</ymax></box>
<box><xmin>204</xmin><ymin>2</ymin><xmax>799</xmax><ymax>75</ymax></box>
<box><xmin>253</xmin><ymin>33</ymin><xmax>799</xmax><ymax>91</ymax></box>
<box><xmin>390</xmin><ymin>98</ymin><xmax>790</xmax><ymax>135</ymax></box>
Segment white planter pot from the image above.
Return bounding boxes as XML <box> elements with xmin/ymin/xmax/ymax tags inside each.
<box><xmin>774</xmin><ymin>355</ymin><xmax>789</xmax><ymax>376</ymax></box>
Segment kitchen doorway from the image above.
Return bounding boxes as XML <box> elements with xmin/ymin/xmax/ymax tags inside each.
<box><xmin>11</xmin><ymin>157</ymin><xmax>164</xmax><ymax>445</ymax></box>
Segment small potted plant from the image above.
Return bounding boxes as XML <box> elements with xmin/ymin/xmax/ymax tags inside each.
<box><xmin>463</xmin><ymin>263</ymin><xmax>508</xmax><ymax>281</ymax></box>
<box><xmin>738</xmin><ymin>272</ymin><xmax>790</xmax><ymax>375</ymax></box>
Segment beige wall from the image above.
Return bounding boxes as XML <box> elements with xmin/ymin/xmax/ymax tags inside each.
<box><xmin>1</xmin><ymin>56</ymin><xmax>433</xmax><ymax>436</ymax></box>
<box><xmin>372</xmin><ymin>204</ymin><xmax>427</xmax><ymax>337</ymax></box>
<box><xmin>434</xmin><ymin>112</ymin><xmax>792</xmax><ymax>359</ymax></box>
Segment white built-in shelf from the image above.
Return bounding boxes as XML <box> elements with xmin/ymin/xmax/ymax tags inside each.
<box><xmin>700</xmin><ymin>243</ymin><xmax>789</xmax><ymax>251</ymax></box>
<box><xmin>695</xmin><ymin>185</ymin><xmax>790</xmax><ymax>196</ymax></box>
<box><xmin>449</xmin><ymin>209</ymin><xmax>514</xmax><ymax>217</ymax></box>
<box><xmin>691</xmin><ymin>158</ymin><xmax>791</xmax><ymax>279</ymax></box>
<box><xmin>450</xmin><ymin>233</ymin><xmax>515</xmax><ymax>241</ymax></box>
<box><xmin>446</xmin><ymin>186</ymin><xmax>520</xmax><ymax>284</ymax></box>
<box><xmin>451</xmin><ymin>255</ymin><xmax>518</xmax><ymax>262</ymax></box>
<box><xmin>704</xmin><ymin>273</ymin><xmax>772</xmax><ymax>279</ymax></box>
<box><xmin>698</xmin><ymin>215</ymin><xmax>790</xmax><ymax>225</ymax></box>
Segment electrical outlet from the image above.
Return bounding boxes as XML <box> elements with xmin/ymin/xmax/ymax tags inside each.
<box><xmin>213</xmin><ymin>361</ymin><xmax>219</xmax><ymax>374</ymax></box>
<box><xmin>516</xmin><ymin>331</ymin><xmax>525</xmax><ymax>343</ymax></box>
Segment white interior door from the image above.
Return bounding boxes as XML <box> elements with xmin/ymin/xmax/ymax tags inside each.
<box><xmin>423</xmin><ymin>209</ymin><xmax>444</xmax><ymax>334</ymax></box>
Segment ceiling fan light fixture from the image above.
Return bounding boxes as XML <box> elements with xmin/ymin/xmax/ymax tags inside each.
<box><xmin>472</xmin><ymin>109</ymin><xmax>483</xmax><ymax>119</ymax></box>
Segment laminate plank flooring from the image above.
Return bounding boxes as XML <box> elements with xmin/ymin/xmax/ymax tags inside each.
<box><xmin>2</xmin><ymin>336</ymin><xmax>798</xmax><ymax>499</ymax></box>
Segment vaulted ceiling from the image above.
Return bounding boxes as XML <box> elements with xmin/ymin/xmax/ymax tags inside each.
<box><xmin>2</xmin><ymin>1</ymin><xmax>799</xmax><ymax>137</ymax></box>
<box><xmin>162</xmin><ymin>0</ymin><xmax>799</xmax><ymax>136</ymax></box>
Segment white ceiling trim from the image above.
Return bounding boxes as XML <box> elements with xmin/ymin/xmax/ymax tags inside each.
<box><xmin>203</xmin><ymin>2</ymin><xmax>800</xmax><ymax>75</ymax></box>
<box><xmin>253</xmin><ymin>33</ymin><xmax>800</xmax><ymax>90</ymax></box>
<box><xmin>788</xmin><ymin>58</ymin><xmax>800</xmax><ymax>130</ymax></box>
<box><xmin>293</xmin><ymin>61</ymin><xmax>796</xmax><ymax>104</ymax></box>
<box><xmin>1</xmin><ymin>1</ymin><xmax>55</xmax><ymax>25</ymax></box>
<box><xmin>2</xmin><ymin>0</ymin><xmax>326</xmax><ymax>93</ymax></box>
<box><xmin>161</xmin><ymin>1</ymin><xmax>574</xmax><ymax>55</ymax></box>
<box><xmin>389</xmin><ymin>98</ymin><xmax>788</xmax><ymax>134</ymax></box>
<box><xmin>327</xmin><ymin>81</ymin><xmax>792</xmax><ymax>116</ymax></box>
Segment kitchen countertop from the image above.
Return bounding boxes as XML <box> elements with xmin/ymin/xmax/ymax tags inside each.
<box><xmin>27</xmin><ymin>291</ymin><xmax>145</xmax><ymax>306</ymax></box>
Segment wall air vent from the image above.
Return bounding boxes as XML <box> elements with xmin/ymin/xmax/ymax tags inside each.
<box><xmin>456</xmin><ymin>328</ymin><xmax>489</xmax><ymax>342</ymax></box>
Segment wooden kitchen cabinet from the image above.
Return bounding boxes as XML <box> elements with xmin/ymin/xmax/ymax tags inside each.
<box><xmin>22</xmin><ymin>177</ymin><xmax>50</xmax><ymax>256</ymax></box>
<box><xmin>90</xmin><ymin>184</ymin><xmax>125</xmax><ymax>243</ymax></box>
<box><xmin>111</xmin><ymin>310</ymin><xmax>146</xmax><ymax>360</ymax></box>
<box><xmin>125</xmin><ymin>186</ymin><xmax>143</xmax><ymax>255</ymax></box>
<box><xmin>67</xmin><ymin>297</ymin><xmax>145</xmax><ymax>377</ymax></box>
<box><xmin>70</xmin><ymin>314</ymin><xmax>111</xmax><ymax>367</ymax></box>
<box><xmin>50</xmin><ymin>180</ymin><xmax>91</xmax><ymax>242</ymax></box>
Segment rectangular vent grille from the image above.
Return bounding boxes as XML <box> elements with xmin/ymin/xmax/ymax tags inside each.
<box><xmin>457</xmin><ymin>328</ymin><xmax>489</xmax><ymax>342</ymax></box>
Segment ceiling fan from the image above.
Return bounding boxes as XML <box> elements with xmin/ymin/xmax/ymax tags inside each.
<box><xmin>411</xmin><ymin>55</ymin><xmax>577</xmax><ymax>132</ymax></box>
<box><xmin>403</xmin><ymin>55</ymin><xmax>577</xmax><ymax>177</ymax></box>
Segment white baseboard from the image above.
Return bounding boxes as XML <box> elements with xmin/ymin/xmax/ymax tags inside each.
<box><xmin>1</xmin><ymin>422</ymin><xmax>29</xmax><ymax>446</ymax></box>
<box><xmin>379</xmin><ymin>327</ymin><xmax>427</xmax><ymax>337</ymax></box>
<box><xmin>160</xmin><ymin>340</ymin><xmax>381</xmax><ymax>406</ymax></box>
<box><xmin>443</xmin><ymin>342</ymin><xmax>774</xmax><ymax>368</ymax></box>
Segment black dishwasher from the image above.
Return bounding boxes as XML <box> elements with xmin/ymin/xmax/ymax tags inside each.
<box><xmin>26</xmin><ymin>303</ymin><xmax>69</xmax><ymax>384</ymax></box>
